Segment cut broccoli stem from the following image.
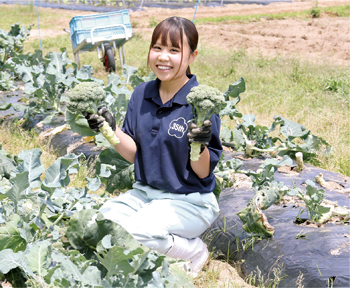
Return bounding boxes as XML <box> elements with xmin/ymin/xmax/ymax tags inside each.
<box><xmin>100</xmin><ymin>121</ymin><xmax>120</xmax><ymax>145</ymax></box>
<box><xmin>295</xmin><ymin>152</ymin><xmax>304</xmax><ymax>172</ymax></box>
<box><xmin>190</xmin><ymin>142</ymin><xmax>201</xmax><ymax>161</ymax></box>
<box><xmin>315</xmin><ymin>173</ymin><xmax>327</xmax><ymax>187</ymax></box>
<box><xmin>245</xmin><ymin>140</ymin><xmax>256</xmax><ymax>156</ymax></box>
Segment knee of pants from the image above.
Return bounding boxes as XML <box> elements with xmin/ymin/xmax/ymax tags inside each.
<box><xmin>99</xmin><ymin>200</ymin><xmax>136</xmax><ymax>225</ymax></box>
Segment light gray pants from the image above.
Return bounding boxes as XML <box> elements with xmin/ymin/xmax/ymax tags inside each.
<box><xmin>99</xmin><ymin>182</ymin><xmax>220</xmax><ymax>254</ymax></box>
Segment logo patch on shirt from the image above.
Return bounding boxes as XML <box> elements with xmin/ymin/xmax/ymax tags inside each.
<box><xmin>168</xmin><ymin>117</ymin><xmax>188</xmax><ymax>138</ymax></box>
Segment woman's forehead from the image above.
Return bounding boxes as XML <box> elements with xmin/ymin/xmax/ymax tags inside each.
<box><xmin>156</xmin><ymin>31</ymin><xmax>183</xmax><ymax>48</ymax></box>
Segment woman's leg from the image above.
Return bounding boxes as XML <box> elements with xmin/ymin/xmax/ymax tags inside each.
<box><xmin>98</xmin><ymin>187</ymin><xmax>150</xmax><ymax>224</ymax></box>
<box><xmin>118</xmin><ymin>193</ymin><xmax>219</xmax><ymax>254</ymax></box>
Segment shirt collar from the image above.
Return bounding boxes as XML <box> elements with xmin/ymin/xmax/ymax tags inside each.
<box><xmin>144</xmin><ymin>75</ymin><xmax>198</xmax><ymax>106</ymax></box>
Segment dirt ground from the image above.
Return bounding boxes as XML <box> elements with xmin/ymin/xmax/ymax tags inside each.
<box><xmin>129</xmin><ymin>0</ymin><xmax>349</xmax><ymax>66</ymax></box>
<box><xmin>28</xmin><ymin>0</ymin><xmax>349</xmax><ymax>66</ymax></box>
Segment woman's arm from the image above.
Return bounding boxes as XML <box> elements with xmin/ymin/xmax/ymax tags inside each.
<box><xmin>190</xmin><ymin>147</ymin><xmax>210</xmax><ymax>179</ymax></box>
<box><xmin>113</xmin><ymin>126</ymin><xmax>137</xmax><ymax>163</ymax></box>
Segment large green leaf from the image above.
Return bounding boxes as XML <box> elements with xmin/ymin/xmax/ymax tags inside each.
<box><xmin>275</xmin><ymin>115</ymin><xmax>309</xmax><ymax>138</ymax></box>
<box><xmin>0</xmin><ymin>153</ymin><xmax>16</xmax><ymax>179</ymax></box>
<box><xmin>96</xmin><ymin>217</ymin><xmax>140</xmax><ymax>252</ymax></box>
<box><xmin>241</xmin><ymin>114</ymin><xmax>256</xmax><ymax>127</ymax></box>
<box><xmin>6</xmin><ymin>171</ymin><xmax>30</xmax><ymax>207</ymax></box>
<box><xmin>0</xmin><ymin>249</ymin><xmax>34</xmax><ymax>276</ymax></box>
<box><xmin>50</xmin><ymin>250</ymin><xmax>84</xmax><ymax>284</ymax></box>
<box><xmin>97</xmin><ymin>245</ymin><xmax>149</xmax><ymax>279</ymax></box>
<box><xmin>65</xmin><ymin>109</ymin><xmax>96</xmax><ymax>137</ymax></box>
<box><xmin>223</xmin><ymin>77</ymin><xmax>246</xmax><ymax>101</ymax></box>
<box><xmin>41</xmin><ymin>153</ymin><xmax>82</xmax><ymax>193</ymax></box>
<box><xmin>45</xmin><ymin>49</ymin><xmax>71</xmax><ymax>75</ymax></box>
<box><xmin>66</xmin><ymin>209</ymin><xmax>101</xmax><ymax>258</ymax></box>
<box><xmin>96</xmin><ymin>146</ymin><xmax>135</xmax><ymax>193</ymax></box>
<box><xmin>14</xmin><ymin>148</ymin><xmax>45</xmax><ymax>188</ymax></box>
<box><xmin>0</xmin><ymin>214</ymin><xmax>27</xmax><ymax>252</ymax></box>
<box><xmin>24</xmin><ymin>239</ymin><xmax>51</xmax><ymax>277</ymax></box>
<box><xmin>121</xmin><ymin>64</ymin><xmax>138</xmax><ymax>84</ymax></box>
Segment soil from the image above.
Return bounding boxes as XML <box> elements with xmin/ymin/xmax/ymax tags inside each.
<box><xmin>129</xmin><ymin>0</ymin><xmax>349</xmax><ymax>66</ymax></box>
<box><xmin>27</xmin><ymin>0</ymin><xmax>349</xmax><ymax>66</ymax></box>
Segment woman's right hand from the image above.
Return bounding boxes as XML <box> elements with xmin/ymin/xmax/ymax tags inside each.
<box><xmin>84</xmin><ymin>107</ymin><xmax>116</xmax><ymax>132</ymax></box>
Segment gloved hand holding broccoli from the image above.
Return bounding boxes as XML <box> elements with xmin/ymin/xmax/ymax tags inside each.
<box><xmin>65</xmin><ymin>82</ymin><xmax>120</xmax><ymax>145</ymax></box>
<box><xmin>186</xmin><ymin>84</ymin><xmax>226</xmax><ymax>161</ymax></box>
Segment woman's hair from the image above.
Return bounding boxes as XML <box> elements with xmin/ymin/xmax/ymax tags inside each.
<box><xmin>147</xmin><ymin>17</ymin><xmax>199</xmax><ymax>76</ymax></box>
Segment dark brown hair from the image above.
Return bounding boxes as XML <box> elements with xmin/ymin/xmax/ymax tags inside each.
<box><xmin>147</xmin><ymin>17</ymin><xmax>199</xmax><ymax>76</ymax></box>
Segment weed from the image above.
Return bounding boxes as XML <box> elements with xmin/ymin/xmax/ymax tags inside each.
<box><xmin>295</xmin><ymin>230</ymin><xmax>310</xmax><ymax>240</ymax></box>
<box><xmin>148</xmin><ymin>17</ymin><xmax>158</xmax><ymax>28</ymax></box>
<box><xmin>310</xmin><ymin>1</ymin><xmax>322</xmax><ymax>18</ymax></box>
<box><xmin>245</xmin><ymin>256</ymin><xmax>287</xmax><ymax>288</ymax></box>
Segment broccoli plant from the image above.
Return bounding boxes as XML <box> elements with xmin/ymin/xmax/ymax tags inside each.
<box><xmin>0</xmin><ymin>22</ymin><xmax>32</xmax><ymax>72</ymax></box>
<box><xmin>186</xmin><ymin>84</ymin><xmax>226</xmax><ymax>161</ymax></box>
<box><xmin>298</xmin><ymin>180</ymin><xmax>331</xmax><ymax>223</ymax></box>
<box><xmin>65</xmin><ymin>81</ymin><xmax>120</xmax><ymax>145</ymax></box>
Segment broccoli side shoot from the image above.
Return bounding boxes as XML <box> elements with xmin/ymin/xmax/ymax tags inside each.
<box><xmin>66</xmin><ymin>81</ymin><xmax>106</xmax><ymax>114</ymax></box>
<box><xmin>186</xmin><ymin>84</ymin><xmax>226</xmax><ymax>161</ymax></box>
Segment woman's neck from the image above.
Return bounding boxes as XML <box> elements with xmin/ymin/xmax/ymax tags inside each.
<box><xmin>159</xmin><ymin>75</ymin><xmax>189</xmax><ymax>104</ymax></box>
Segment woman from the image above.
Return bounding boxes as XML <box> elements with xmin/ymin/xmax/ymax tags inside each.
<box><xmin>86</xmin><ymin>16</ymin><xmax>222</xmax><ymax>278</ymax></box>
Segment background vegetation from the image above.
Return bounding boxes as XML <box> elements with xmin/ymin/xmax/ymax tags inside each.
<box><xmin>0</xmin><ymin>3</ymin><xmax>349</xmax><ymax>287</ymax></box>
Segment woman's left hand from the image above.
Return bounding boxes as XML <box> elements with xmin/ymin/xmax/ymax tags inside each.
<box><xmin>187</xmin><ymin>119</ymin><xmax>212</xmax><ymax>147</ymax></box>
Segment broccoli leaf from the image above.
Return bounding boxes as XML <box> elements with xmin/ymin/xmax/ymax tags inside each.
<box><xmin>65</xmin><ymin>110</ymin><xmax>96</xmax><ymax>137</ymax></box>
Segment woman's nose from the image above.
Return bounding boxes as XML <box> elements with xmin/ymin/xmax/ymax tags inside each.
<box><xmin>158</xmin><ymin>50</ymin><xmax>169</xmax><ymax>61</ymax></box>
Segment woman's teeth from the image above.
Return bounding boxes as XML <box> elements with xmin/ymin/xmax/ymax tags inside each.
<box><xmin>158</xmin><ymin>66</ymin><xmax>171</xmax><ymax>70</ymax></box>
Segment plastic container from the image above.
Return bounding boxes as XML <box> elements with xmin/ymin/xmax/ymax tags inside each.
<box><xmin>71</xmin><ymin>23</ymin><xmax>133</xmax><ymax>50</ymax></box>
<box><xmin>69</xmin><ymin>10</ymin><xmax>131</xmax><ymax>35</ymax></box>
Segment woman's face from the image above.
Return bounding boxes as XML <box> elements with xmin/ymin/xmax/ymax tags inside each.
<box><xmin>148</xmin><ymin>34</ymin><xmax>197</xmax><ymax>83</ymax></box>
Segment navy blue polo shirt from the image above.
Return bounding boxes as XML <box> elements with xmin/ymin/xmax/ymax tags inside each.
<box><xmin>122</xmin><ymin>75</ymin><xmax>222</xmax><ymax>194</ymax></box>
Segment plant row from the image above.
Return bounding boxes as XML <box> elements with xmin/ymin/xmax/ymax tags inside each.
<box><xmin>1</xmin><ymin>21</ymin><xmax>348</xmax><ymax>287</ymax></box>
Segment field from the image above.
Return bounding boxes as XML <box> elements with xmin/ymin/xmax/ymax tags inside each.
<box><xmin>0</xmin><ymin>0</ymin><xmax>349</xmax><ymax>286</ymax></box>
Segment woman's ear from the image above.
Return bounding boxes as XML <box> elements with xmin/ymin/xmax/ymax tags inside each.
<box><xmin>189</xmin><ymin>50</ymin><xmax>198</xmax><ymax>65</ymax></box>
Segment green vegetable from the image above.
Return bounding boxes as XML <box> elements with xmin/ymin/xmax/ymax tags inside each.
<box><xmin>66</xmin><ymin>81</ymin><xmax>105</xmax><ymax>114</ymax></box>
<box><xmin>186</xmin><ymin>84</ymin><xmax>226</xmax><ymax>161</ymax></box>
<box><xmin>66</xmin><ymin>82</ymin><xmax>120</xmax><ymax>145</ymax></box>
<box><xmin>298</xmin><ymin>180</ymin><xmax>331</xmax><ymax>223</ymax></box>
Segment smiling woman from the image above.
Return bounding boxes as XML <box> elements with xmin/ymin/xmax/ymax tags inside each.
<box><xmin>83</xmin><ymin>16</ymin><xmax>223</xmax><ymax>278</ymax></box>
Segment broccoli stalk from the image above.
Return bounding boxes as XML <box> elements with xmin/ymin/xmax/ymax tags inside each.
<box><xmin>66</xmin><ymin>82</ymin><xmax>120</xmax><ymax>145</ymax></box>
<box><xmin>186</xmin><ymin>84</ymin><xmax>226</xmax><ymax>161</ymax></box>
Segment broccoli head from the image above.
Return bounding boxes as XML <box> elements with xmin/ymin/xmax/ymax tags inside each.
<box><xmin>186</xmin><ymin>84</ymin><xmax>226</xmax><ymax>127</ymax></box>
<box><xmin>66</xmin><ymin>81</ymin><xmax>106</xmax><ymax>114</ymax></box>
<box><xmin>186</xmin><ymin>84</ymin><xmax>226</xmax><ymax>161</ymax></box>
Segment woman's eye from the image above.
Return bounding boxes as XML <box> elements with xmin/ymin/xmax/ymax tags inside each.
<box><xmin>171</xmin><ymin>48</ymin><xmax>180</xmax><ymax>53</ymax></box>
<box><xmin>153</xmin><ymin>46</ymin><xmax>161</xmax><ymax>50</ymax></box>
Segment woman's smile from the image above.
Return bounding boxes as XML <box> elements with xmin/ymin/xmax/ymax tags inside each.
<box><xmin>157</xmin><ymin>65</ymin><xmax>172</xmax><ymax>71</ymax></box>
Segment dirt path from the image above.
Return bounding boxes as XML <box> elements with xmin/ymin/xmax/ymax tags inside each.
<box><xmin>28</xmin><ymin>0</ymin><xmax>349</xmax><ymax>65</ymax></box>
<box><xmin>129</xmin><ymin>0</ymin><xmax>349</xmax><ymax>65</ymax></box>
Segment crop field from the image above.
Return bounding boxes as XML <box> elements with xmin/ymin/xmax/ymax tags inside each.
<box><xmin>0</xmin><ymin>0</ymin><xmax>349</xmax><ymax>287</ymax></box>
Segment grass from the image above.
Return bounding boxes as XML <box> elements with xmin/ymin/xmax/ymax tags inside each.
<box><xmin>194</xmin><ymin>5</ymin><xmax>350</xmax><ymax>24</ymax></box>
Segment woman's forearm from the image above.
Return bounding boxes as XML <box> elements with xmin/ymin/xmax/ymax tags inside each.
<box><xmin>190</xmin><ymin>147</ymin><xmax>210</xmax><ymax>179</ymax></box>
<box><xmin>113</xmin><ymin>127</ymin><xmax>137</xmax><ymax>163</ymax></box>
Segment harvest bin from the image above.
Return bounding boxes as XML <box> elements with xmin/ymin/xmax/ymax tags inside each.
<box><xmin>67</xmin><ymin>10</ymin><xmax>133</xmax><ymax>71</ymax></box>
<box><xmin>69</xmin><ymin>10</ymin><xmax>131</xmax><ymax>35</ymax></box>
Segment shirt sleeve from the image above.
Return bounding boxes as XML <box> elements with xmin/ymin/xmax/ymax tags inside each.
<box><xmin>208</xmin><ymin>113</ymin><xmax>223</xmax><ymax>174</ymax></box>
<box><xmin>121</xmin><ymin>90</ymin><xmax>136</xmax><ymax>141</ymax></box>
